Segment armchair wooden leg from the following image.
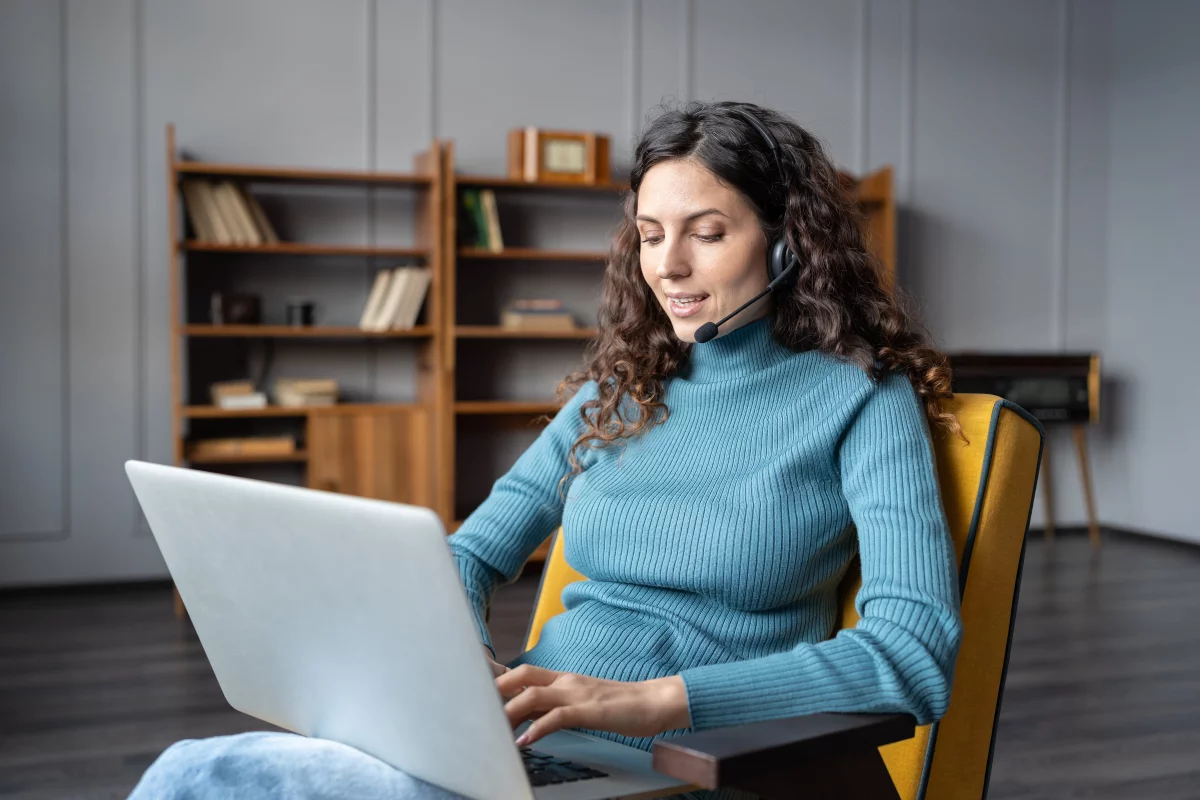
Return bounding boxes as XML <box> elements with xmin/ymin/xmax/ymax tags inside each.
<box><xmin>724</xmin><ymin>749</ymin><xmax>900</xmax><ymax>800</ymax></box>
<box><xmin>173</xmin><ymin>585</ymin><xmax>186</xmax><ymax>618</ymax></box>
<box><xmin>1072</xmin><ymin>424</ymin><xmax>1101</xmax><ymax>549</ymax></box>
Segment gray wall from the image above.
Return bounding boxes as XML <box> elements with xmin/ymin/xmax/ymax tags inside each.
<box><xmin>0</xmin><ymin>0</ymin><xmax>1150</xmax><ymax>586</ymax></box>
<box><xmin>1093</xmin><ymin>0</ymin><xmax>1199</xmax><ymax>545</ymax></box>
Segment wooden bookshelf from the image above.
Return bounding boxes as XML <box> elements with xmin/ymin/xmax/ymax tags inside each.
<box><xmin>186</xmin><ymin>450</ymin><xmax>310</xmax><ymax>465</ymax></box>
<box><xmin>455</xmin><ymin>175</ymin><xmax>628</xmax><ymax>193</ymax></box>
<box><xmin>183</xmin><ymin>402</ymin><xmax>428</xmax><ymax>419</ymax></box>
<box><xmin>181</xmin><ymin>325</ymin><xmax>434</xmax><ymax>338</ymax></box>
<box><xmin>454</xmin><ymin>326</ymin><xmax>597</xmax><ymax>339</ymax></box>
<box><xmin>182</xmin><ymin>241</ymin><xmax>429</xmax><ymax>258</ymax></box>
<box><xmin>454</xmin><ymin>400</ymin><xmax>561</xmax><ymax>415</ymax></box>
<box><xmin>167</xmin><ymin>123</ymin><xmax>447</xmax><ymax>549</ymax></box>
<box><xmin>458</xmin><ymin>247</ymin><xmax>606</xmax><ymax>261</ymax></box>
<box><xmin>167</xmin><ymin>126</ymin><xmax>895</xmax><ymax>573</ymax></box>
<box><xmin>176</xmin><ymin>161</ymin><xmax>434</xmax><ymax>186</ymax></box>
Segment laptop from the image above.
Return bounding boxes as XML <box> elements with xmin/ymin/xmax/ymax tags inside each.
<box><xmin>125</xmin><ymin>460</ymin><xmax>693</xmax><ymax>800</ymax></box>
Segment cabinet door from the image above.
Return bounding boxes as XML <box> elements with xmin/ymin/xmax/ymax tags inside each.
<box><xmin>307</xmin><ymin>409</ymin><xmax>435</xmax><ymax>507</ymax></box>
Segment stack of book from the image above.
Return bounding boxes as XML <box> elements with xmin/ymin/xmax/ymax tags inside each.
<box><xmin>500</xmin><ymin>299</ymin><xmax>576</xmax><ymax>331</ymax></box>
<box><xmin>188</xmin><ymin>435</ymin><xmax>297</xmax><ymax>459</ymax></box>
<box><xmin>459</xmin><ymin>189</ymin><xmax>504</xmax><ymax>252</ymax></box>
<box><xmin>274</xmin><ymin>378</ymin><xmax>338</xmax><ymax>408</ymax></box>
<box><xmin>358</xmin><ymin>267</ymin><xmax>433</xmax><ymax>331</ymax></box>
<box><xmin>181</xmin><ymin>179</ymin><xmax>280</xmax><ymax>245</ymax></box>
<box><xmin>210</xmin><ymin>380</ymin><xmax>267</xmax><ymax>410</ymax></box>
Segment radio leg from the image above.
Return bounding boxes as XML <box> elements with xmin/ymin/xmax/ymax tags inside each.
<box><xmin>1040</xmin><ymin>441</ymin><xmax>1055</xmax><ymax>541</ymax></box>
<box><xmin>1073</xmin><ymin>424</ymin><xmax>1102</xmax><ymax>548</ymax></box>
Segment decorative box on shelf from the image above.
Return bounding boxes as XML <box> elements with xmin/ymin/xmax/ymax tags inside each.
<box><xmin>506</xmin><ymin>128</ymin><xmax>612</xmax><ymax>186</ymax></box>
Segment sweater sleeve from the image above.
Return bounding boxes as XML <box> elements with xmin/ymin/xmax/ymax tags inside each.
<box><xmin>678</xmin><ymin>372</ymin><xmax>964</xmax><ymax>729</ymax></box>
<box><xmin>447</xmin><ymin>379</ymin><xmax>599</xmax><ymax>659</ymax></box>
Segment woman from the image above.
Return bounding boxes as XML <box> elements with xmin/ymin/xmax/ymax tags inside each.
<box><xmin>130</xmin><ymin>100</ymin><xmax>964</xmax><ymax>800</ymax></box>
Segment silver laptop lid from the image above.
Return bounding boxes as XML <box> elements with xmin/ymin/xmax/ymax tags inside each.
<box><xmin>125</xmin><ymin>460</ymin><xmax>533</xmax><ymax>800</ymax></box>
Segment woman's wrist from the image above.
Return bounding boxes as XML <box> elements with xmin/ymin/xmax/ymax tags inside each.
<box><xmin>648</xmin><ymin>675</ymin><xmax>692</xmax><ymax>732</ymax></box>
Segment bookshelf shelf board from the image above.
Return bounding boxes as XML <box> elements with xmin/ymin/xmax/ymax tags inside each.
<box><xmin>454</xmin><ymin>400</ymin><xmax>561</xmax><ymax>415</ymax></box>
<box><xmin>182</xmin><ymin>325</ymin><xmax>434</xmax><ymax>339</ymax></box>
<box><xmin>454</xmin><ymin>326</ymin><xmax>598</xmax><ymax>339</ymax></box>
<box><xmin>175</xmin><ymin>161</ymin><xmax>433</xmax><ymax>186</ymax></box>
<box><xmin>455</xmin><ymin>175</ymin><xmax>629</xmax><ymax>193</ymax></box>
<box><xmin>457</xmin><ymin>247</ymin><xmax>607</xmax><ymax>262</ymax></box>
<box><xmin>186</xmin><ymin>450</ymin><xmax>309</xmax><ymax>465</ymax></box>
<box><xmin>183</xmin><ymin>402</ymin><xmax>430</xmax><ymax>419</ymax></box>
<box><xmin>182</xmin><ymin>241</ymin><xmax>429</xmax><ymax>258</ymax></box>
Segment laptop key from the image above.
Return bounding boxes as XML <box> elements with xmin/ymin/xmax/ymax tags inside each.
<box><xmin>521</xmin><ymin>747</ymin><xmax>608</xmax><ymax>783</ymax></box>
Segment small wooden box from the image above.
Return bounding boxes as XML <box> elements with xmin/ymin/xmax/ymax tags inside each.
<box><xmin>507</xmin><ymin>128</ymin><xmax>611</xmax><ymax>185</ymax></box>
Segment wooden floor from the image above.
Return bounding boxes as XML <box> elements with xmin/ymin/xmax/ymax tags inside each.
<box><xmin>1</xmin><ymin>530</ymin><xmax>1198</xmax><ymax>799</ymax></box>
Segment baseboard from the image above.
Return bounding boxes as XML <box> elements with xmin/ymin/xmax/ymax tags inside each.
<box><xmin>1026</xmin><ymin>524</ymin><xmax>1200</xmax><ymax>550</ymax></box>
<box><xmin>0</xmin><ymin>577</ymin><xmax>174</xmax><ymax>599</ymax></box>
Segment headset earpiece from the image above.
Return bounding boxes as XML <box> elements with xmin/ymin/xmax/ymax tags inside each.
<box><xmin>768</xmin><ymin>237</ymin><xmax>800</xmax><ymax>287</ymax></box>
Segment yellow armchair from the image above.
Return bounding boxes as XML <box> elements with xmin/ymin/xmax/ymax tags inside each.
<box><xmin>522</xmin><ymin>394</ymin><xmax>1044</xmax><ymax>800</ymax></box>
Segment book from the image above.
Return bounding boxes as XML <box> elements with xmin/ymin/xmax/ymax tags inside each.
<box><xmin>238</xmin><ymin>186</ymin><xmax>280</xmax><ymax>244</ymax></box>
<box><xmin>460</xmin><ymin>189</ymin><xmax>488</xmax><ymax>249</ymax></box>
<box><xmin>524</xmin><ymin>126</ymin><xmax>539</xmax><ymax>182</ymax></box>
<box><xmin>194</xmin><ymin>181</ymin><xmax>234</xmax><ymax>244</ymax></box>
<box><xmin>372</xmin><ymin>268</ymin><xmax>412</xmax><ymax>332</ymax></box>
<box><xmin>501</xmin><ymin>310</ymin><xmax>576</xmax><ymax>330</ymax></box>
<box><xmin>359</xmin><ymin>270</ymin><xmax>394</xmax><ymax>329</ymax></box>
<box><xmin>180</xmin><ymin>180</ymin><xmax>217</xmax><ymax>242</ymax></box>
<box><xmin>480</xmin><ymin>189</ymin><xmax>504</xmax><ymax>252</ymax></box>
<box><xmin>509</xmin><ymin>299</ymin><xmax>566</xmax><ymax>311</ymax></box>
<box><xmin>215</xmin><ymin>392</ymin><xmax>268</xmax><ymax>410</ymax></box>
<box><xmin>274</xmin><ymin>378</ymin><xmax>338</xmax><ymax>408</ymax></box>
<box><xmin>189</xmin><ymin>435</ymin><xmax>296</xmax><ymax>458</ymax></box>
<box><xmin>390</xmin><ymin>267</ymin><xmax>432</xmax><ymax>330</ymax></box>
<box><xmin>215</xmin><ymin>181</ymin><xmax>260</xmax><ymax>245</ymax></box>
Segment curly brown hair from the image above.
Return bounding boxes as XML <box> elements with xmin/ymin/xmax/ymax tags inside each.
<box><xmin>548</xmin><ymin>100</ymin><xmax>958</xmax><ymax>498</ymax></box>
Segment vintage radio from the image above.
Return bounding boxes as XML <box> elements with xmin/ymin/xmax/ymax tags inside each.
<box><xmin>947</xmin><ymin>353</ymin><xmax>1100</xmax><ymax>425</ymax></box>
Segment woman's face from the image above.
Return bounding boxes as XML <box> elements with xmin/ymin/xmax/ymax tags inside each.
<box><xmin>636</xmin><ymin>158</ymin><xmax>771</xmax><ymax>343</ymax></box>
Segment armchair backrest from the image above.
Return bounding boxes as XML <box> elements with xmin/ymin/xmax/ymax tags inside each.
<box><xmin>523</xmin><ymin>394</ymin><xmax>1043</xmax><ymax>800</ymax></box>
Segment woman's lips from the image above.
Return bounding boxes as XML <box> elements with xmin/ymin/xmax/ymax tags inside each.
<box><xmin>668</xmin><ymin>295</ymin><xmax>708</xmax><ymax>318</ymax></box>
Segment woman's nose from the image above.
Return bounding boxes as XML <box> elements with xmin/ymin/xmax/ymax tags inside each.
<box><xmin>655</xmin><ymin>236</ymin><xmax>690</xmax><ymax>280</ymax></box>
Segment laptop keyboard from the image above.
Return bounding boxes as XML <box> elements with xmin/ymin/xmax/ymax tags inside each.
<box><xmin>521</xmin><ymin>746</ymin><xmax>609</xmax><ymax>786</ymax></box>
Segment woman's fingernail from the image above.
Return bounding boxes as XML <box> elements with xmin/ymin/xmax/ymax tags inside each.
<box><xmin>515</xmin><ymin>732</ymin><xmax>530</xmax><ymax>746</ymax></box>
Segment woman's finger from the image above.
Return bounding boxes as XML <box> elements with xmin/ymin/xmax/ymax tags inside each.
<box><xmin>494</xmin><ymin>664</ymin><xmax>559</xmax><ymax>695</ymax></box>
<box><xmin>516</xmin><ymin>706</ymin><xmax>583</xmax><ymax>747</ymax></box>
<box><xmin>503</xmin><ymin>684</ymin><xmax>571</xmax><ymax>728</ymax></box>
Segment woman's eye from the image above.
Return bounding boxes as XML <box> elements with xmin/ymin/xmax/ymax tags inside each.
<box><xmin>695</xmin><ymin>233</ymin><xmax>724</xmax><ymax>243</ymax></box>
<box><xmin>640</xmin><ymin>235</ymin><xmax>663</xmax><ymax>245</ymax></box>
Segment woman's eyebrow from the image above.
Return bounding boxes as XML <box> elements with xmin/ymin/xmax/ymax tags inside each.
<box><xmin>635</xmin><ymin>208</ymin><xmax>729</xmax><ymax>224</ymax></box>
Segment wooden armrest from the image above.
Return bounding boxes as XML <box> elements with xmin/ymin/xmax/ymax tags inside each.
<box><xmin>651</xmin><ymin>712</ymin><xmax>915</xmax><ymax>799</ymax></box>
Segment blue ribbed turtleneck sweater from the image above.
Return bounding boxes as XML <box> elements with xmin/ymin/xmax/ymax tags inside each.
<box><xmin>447</xmin><ymin>314</ymin><xmax>963</xmax><ymax>755</ymax></box>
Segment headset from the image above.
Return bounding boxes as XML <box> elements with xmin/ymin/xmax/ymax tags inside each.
<box><xmin>692</xmin><ymin>107</ymin><xmax>802</xmax><ymax>343</ymax></box>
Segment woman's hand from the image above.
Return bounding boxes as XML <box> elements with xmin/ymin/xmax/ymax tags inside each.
<box><xmin>496</xmin><ymin>664</ymin><xmax>691</xmax><ymax>747</ymax></box>
<box><xmin>484</xmin><ymin>646</ymin><xmax>510</xmax><ymax>679</ymax></box>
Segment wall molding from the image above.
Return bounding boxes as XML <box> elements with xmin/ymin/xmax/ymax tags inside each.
<box><xmin>681</xmin><ymin>0</ymin><xmax>693</xmax><ymax>103</ymax></box>
<box><xmin>3</xmin><ymin>0</ymin><xmax>71</xmax><ymax>543</ymax></box>
<box><xmin>133</xmin><ymin>0</ymin><xmax>150</xmax><ymax>537</ymax></box>
<box><xmin>855</xmin><ymin>0</ymin><xmax>869</xmax><ymax>174</ymax></box>
<box><xmin>1050</xmin><ymin>0</ymin><xmax>1071</xmax><ymax>350</ymax></box>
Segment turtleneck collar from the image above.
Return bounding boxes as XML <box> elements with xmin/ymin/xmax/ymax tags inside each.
<box><xmin>680</xmin><ymin>314</ymin><xmax>796</xmax><ymax>383</ymax></box>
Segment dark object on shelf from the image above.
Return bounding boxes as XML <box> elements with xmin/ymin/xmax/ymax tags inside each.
<box><xmin>947</xmin><ymin>352</ymin><xmax>1099</xmax><ymax>425</ymax></box>
<box><xmin>286</xmin><ymin>299</ymin><xmax>316</xmax><ymax>327</ymax></box>
<box><xmin>210</xmin><ymin>291</ymin><xmax>260</xmax><ymax>325</ymax></box>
